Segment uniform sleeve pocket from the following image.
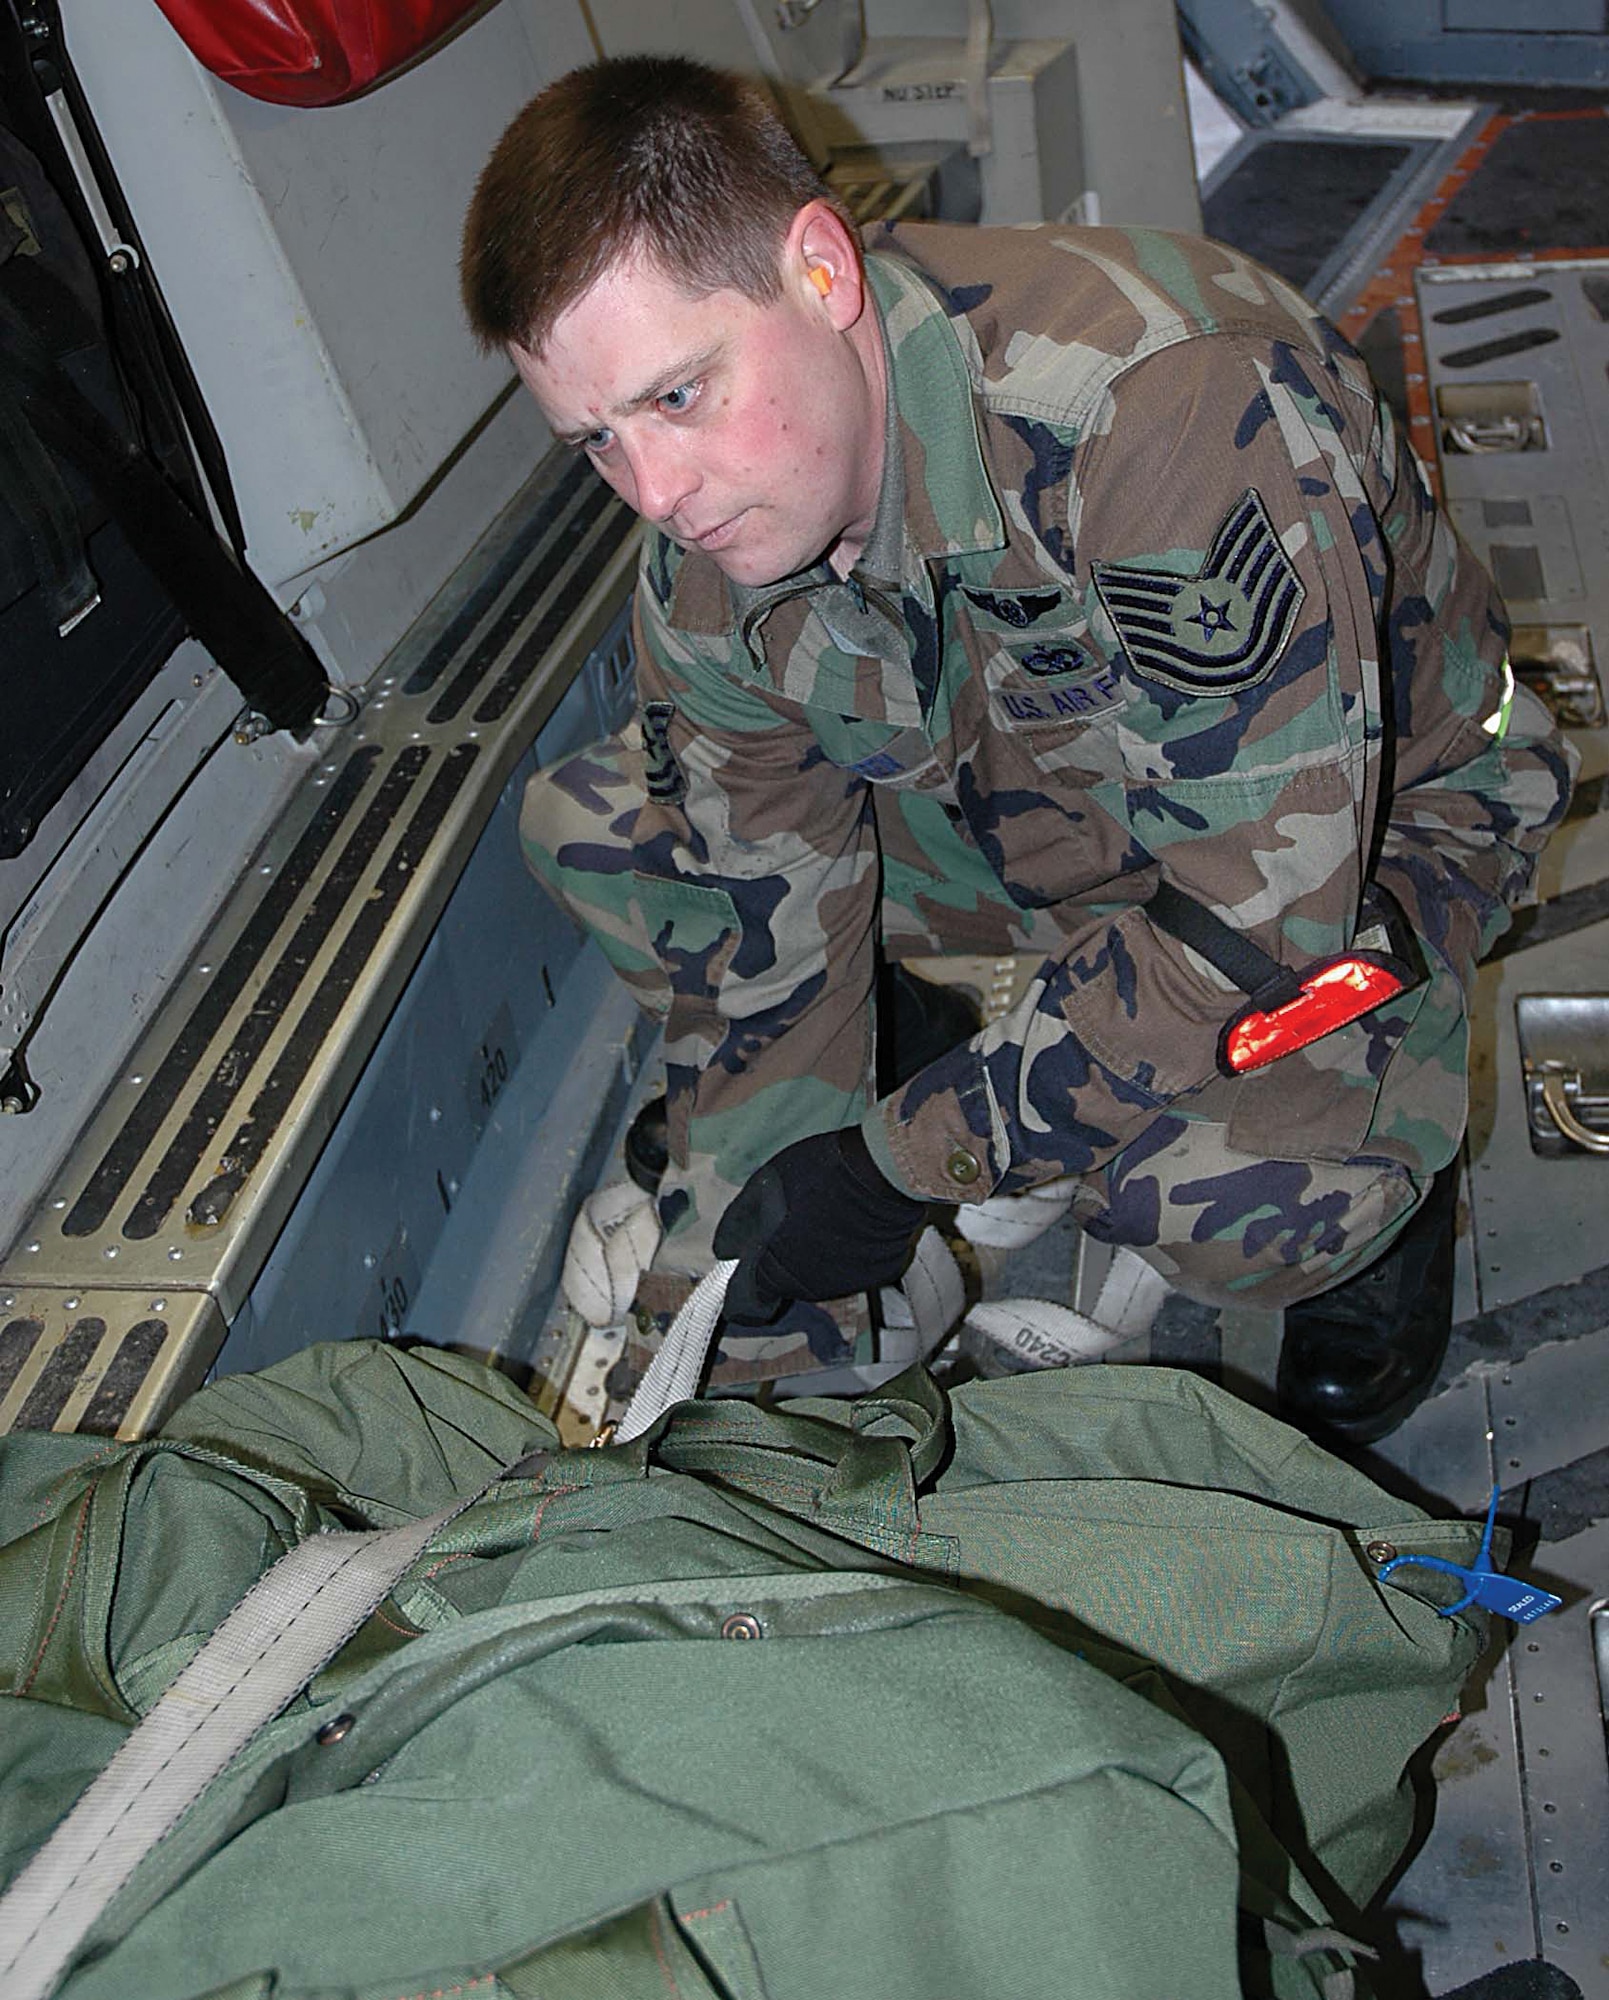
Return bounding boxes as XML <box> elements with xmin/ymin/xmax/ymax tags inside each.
<box><xmin>630</xmin><ymin>874</ymin><xmax>743</xmax><ymax>1002</ymax></box>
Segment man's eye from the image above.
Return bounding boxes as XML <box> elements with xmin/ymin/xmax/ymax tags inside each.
<box><xmin>582</xmin><ymin>427</ymin><xmax>614</xmax><ymax>453</ymax></box>
<box><xmin>659</xmin><ymin>381</ymin><xmax>700</xmax><ymax>416</ymax></box>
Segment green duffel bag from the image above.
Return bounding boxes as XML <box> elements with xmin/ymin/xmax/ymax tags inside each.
<box><xmin>0</xmin><ymin>1338</ymin><xmax>1493</xmax><ymax>2000</ymax></box>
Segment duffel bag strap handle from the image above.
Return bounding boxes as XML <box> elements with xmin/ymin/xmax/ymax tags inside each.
<box><xmin>0</xmin><ymin>1449</ymin><xmax>550</xmax><ymax>2000</ymax></box>
<box><xmin>614</xmin><ymin>1262</ymin><xmax>948</xmax><ymax>1541</ymax></box>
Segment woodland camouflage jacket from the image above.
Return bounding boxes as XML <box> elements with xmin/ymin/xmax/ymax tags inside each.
<box><xmin>630</xmin><ymin>222</ymin><xmax>1572</xmax><ymax>1218</ymax></box>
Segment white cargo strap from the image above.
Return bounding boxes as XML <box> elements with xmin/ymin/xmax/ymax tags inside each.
<box><xmin>0</xmin><ymin>1465</ymin><xmax>524</xmax><ymax>2000</ymax></box>
<box><xmin>964</xmin><ymin>1298</ymin><xmax>1126</xmax><ymax>1370</ymax></box>
<box><xmin>613</xmin><ymin>1257</ymin><xmax>739</xmax><ymax>1442</ymax></box>
<box><xmin>1090</xmin><ymin>1245</ymin><xmax>1173</xmax><ymax>1341</ymax></box>
<box><xmin>561</xmin><ymin>1180</ymin><xmax>664</xmax><ymax>1327</ymax></box>
<box><xmin>955</xmin><ymin>1177</ymin><xmax>1075</xmax><ymax>1251</ymax></box>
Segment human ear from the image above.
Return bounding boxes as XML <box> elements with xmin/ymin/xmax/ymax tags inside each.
<box><xmin>786</xmin><ymin>200</ymin><xmax>866</xmax><ymax>330</ymax></box>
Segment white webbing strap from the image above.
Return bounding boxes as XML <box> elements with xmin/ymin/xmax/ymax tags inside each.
<box><xmin>0</xmin><ymin>1467</ymin><xmax>518</xmax><ymax>2000</ymax></box>
<box><xmin>614</xmin><ymin>1258</ymin><xmax>739</xmax><ymax>1443</ymax></box>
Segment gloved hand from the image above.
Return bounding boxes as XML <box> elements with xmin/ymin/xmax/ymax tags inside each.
<box><xmin>712</xmin><ymin>1125</ymin><xmax>930</xmax><ymax>1325</ymax></box>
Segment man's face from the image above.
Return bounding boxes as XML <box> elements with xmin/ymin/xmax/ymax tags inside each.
<box><xmin>511</xmin><ymin>244</ymin><xmax>883</xmax><ymax>588</ymax></box>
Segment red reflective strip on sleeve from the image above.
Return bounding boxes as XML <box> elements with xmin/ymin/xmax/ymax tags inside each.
<box><xmin>1222</xmin><ymin>958</ymin><xmax>1409</xmax><ymax>1074</ymax></box>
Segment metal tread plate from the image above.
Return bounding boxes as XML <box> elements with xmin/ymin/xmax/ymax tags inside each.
<box><xmin>0</xmin><ymin>458</ymin><xmax>639</xmax><ymax>1436</ymax></box>
<box><xmin>1381</xmin><ymin>1331</ymin><xmax>1609</xmax><ymax>1993</ymax></box>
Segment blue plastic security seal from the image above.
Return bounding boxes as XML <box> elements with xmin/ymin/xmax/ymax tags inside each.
<box><xmin>1376</xmin><ymin>1486</ymin><xmax>1563</xmax><ymax>1624</ymax></box>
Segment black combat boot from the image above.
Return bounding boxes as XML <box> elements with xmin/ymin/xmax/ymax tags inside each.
<box><xmin>622</xmin><ymin>963</ymin><xmax>982</xmax><ymax>1196</ymax></box>
<box><xmin>623</xmin><ymin>1092</ymin><xmax>670</xmax><ymax>1194</ymax></box>
<box><xmin>1275</xmin><ymin>1164</ymin><xmax>1460</xmax><ymax>1447</ymax></box>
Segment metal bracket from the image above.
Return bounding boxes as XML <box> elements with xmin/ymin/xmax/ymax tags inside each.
<box><xmin>0</xmin><ymin>1049</ymin><xmax>39</xmax><ymax>1115</ymax></box>
<box><xmin>1517</xmin><ymin>994</ymin><xmax>1609</xmax><ymax>1155</ymax></box>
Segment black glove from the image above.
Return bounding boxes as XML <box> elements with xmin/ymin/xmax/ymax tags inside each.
<box><xmin>712</xmin><ymin>1126</ymin><xmax>930</xmax><ymax>1325</ymax></box>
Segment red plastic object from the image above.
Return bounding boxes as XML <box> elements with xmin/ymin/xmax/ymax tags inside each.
<box><xmin>1219</xmin><ymin>957</ymin><xmax>1411</xmax><ymax>1076</ymax></box>
<box><xmin>151</xmin><ymin>0</ymin><xmax>488</xmax><ymax>107</ymax></box>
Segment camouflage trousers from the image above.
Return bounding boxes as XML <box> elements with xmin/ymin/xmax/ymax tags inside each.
<box><xmin>522</xmin><ymin>736</ymin><xmax>1469</xmax><ymax>1379</ymax></box>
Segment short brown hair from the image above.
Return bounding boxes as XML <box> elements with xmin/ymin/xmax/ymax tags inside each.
<box><xmin>461</xmin><ymin>56</ymin><xmax>844</xmax><ymax>355</ymax></box>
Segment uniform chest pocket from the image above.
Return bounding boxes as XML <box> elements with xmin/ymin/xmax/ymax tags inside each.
<box><xmin>968</xmin><ymin>631</ymin><xmax>1132</xmax><ymax>796</ymax></box>
<box><xmin>806</xmin><ymin>711</ymin><xmax>949</xmax><ymax>793</ymax></box>
<box><xmin>631</xmin><ymin>873</ymin><xmax>742</xmax><ymax>999</ymax></box>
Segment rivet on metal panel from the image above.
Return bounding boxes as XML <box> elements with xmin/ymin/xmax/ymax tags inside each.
<box><xmin>168</xmin><ymin>1248</ymin><xmax>183</xmax><ymax>1262</ymax></box>
<box><xmin>63</xmin><ymin>1296</ymin><xmax>79</xmax><ymax>1310</ymax></box>
<box><xmin>102</xmin><ymin>1245</ymin><xmax>118</xmax><ymax>1259</ymax></box>
<box><xmin>150</xmin><ymin>1299</ymin><xmax>166</xmax><ymax>1312</ymax></box>
<box><xmin>51</xmin><ymin>1198</ymin><xmax>65</xmax><ymax>1209</ymax></box>
<box><xmin>25</xmin><ymin>1242</ymin><xmax>39</xmax><ymax>1254</ymax></box>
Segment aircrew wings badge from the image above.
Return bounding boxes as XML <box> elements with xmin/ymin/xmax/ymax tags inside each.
<box><xmin>1090</xmin><ymin>489</ymin><xmax>1305</xmax><ymax>696</ymax></box>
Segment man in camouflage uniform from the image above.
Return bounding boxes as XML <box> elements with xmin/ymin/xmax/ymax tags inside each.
<box><xmin>462</xmin><ymin>57</ymin><xmax>1574</xmax><ymax>1441</ymax></box>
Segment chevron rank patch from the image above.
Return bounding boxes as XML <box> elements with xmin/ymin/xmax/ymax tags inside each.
<box><xmin>642</xmin><ymin>700</ymin><xmax>686</xmax><ymax>804</ymax></box>
<box><xmin>1090</xmin><ymin>489</ymin><xmax>1305</xmax><ymax>697</ymax></box>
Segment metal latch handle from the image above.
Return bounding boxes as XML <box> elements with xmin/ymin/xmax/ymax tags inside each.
<box><xmin>1446</xmin><ymin>416</ymin><xmax>1535</xmax><ymax>454</ymax></box>
<box><xmin>1539</xmin><ymin>1065</ymin><xmax>1609</xmax><ymax>1156</ymax></box>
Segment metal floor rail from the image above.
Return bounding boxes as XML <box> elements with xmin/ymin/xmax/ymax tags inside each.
<box><xmin>0</xmin><ymin>456</ymin><xmax>638</xmax><ymax>1440</ymax></box>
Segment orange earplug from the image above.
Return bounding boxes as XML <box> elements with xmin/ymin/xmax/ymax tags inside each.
<box><xmin>809</xmin><ymin>266</ymin><xmax>833</xmax><ymax>297</ymax></box>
